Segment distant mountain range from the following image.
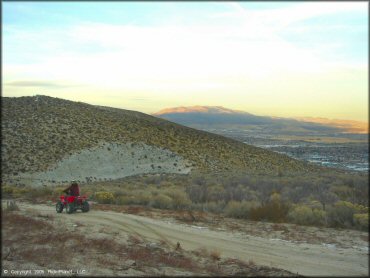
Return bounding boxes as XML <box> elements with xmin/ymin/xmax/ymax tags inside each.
<box><xmin>296</xmin><ymin>117</ymin><xmax>368</xmax><ymax>134</ymax></box>
<box><xmin>153</xmin><ymin>106</ymin><xmax>368</xmax><ymax>135</ymax></box>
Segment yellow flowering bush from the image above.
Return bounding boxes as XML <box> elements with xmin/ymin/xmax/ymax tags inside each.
<box><xmin>353</xmin><ymin>213</ymin><xmax>369</xmax><ymax>230</ymax></box>
<box><xmin>95</xmin><ymin>191</ymin><xmax>115</xmax><ymax>204</ymax></box>
<box><xmin>287</xmin><ymin>204</ymin><xmax>326</xmax><ymax>226</ymax></box>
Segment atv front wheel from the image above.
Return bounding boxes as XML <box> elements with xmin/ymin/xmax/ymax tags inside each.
<box><xmin>66</xmin><ymin>203</ymin><xmax>75</xmax><ymax>214</ymax></box>
<box><xmin>81</xmin><ymin>201</ymin><xmax>90</xmax><ymax>212</ymax></box>
<box><xmin>56</xmin><ymin>201</ymin><xmax>64</xmax><ymax>213</ymax></box>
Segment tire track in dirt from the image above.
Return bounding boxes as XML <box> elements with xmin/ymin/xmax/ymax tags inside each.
<box><xmin>14</xmin><ymin>202</ymin><xmax>369</xmax><ymax>276</ymax></box>
<box><xmin>133</xmin><ymin>219</ymin><xmax>176</xmax><ymax>248</ymax></box>
<box><xmin>76</xmin><ymin>211</ymin><xmax>176</xmax><ymax>249</ymax></box>
<box><xmin>87</xmin><ymin>214</ymin><xmax>174</xmax><ymax>248</ymax></box>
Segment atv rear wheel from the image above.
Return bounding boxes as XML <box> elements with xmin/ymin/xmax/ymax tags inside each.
<box><xmin>66</xmin><ymin>203</ymin><xmax>75</xmax><ymax>214</ymax></box>
<box><xmin>81</xmin><ymin>201</ymin><xmax>90</xmax><ymax>212</ymax></box>
<box><xmin>56</xmin><ymin>201</ymin><xmax>64</xmax><ymax>213</ymax></box>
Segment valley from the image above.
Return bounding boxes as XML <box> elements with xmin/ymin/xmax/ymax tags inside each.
<box><xmin>154</xmin><ymin>106</ymin><xmax>369</xmax><ymax>173</ymax></box>
<box><xmin>203</xmin><ymin>127</ymin><xmax>369</xmax><ymax>172</ymax></box>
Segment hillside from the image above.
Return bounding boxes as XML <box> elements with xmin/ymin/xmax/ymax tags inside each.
<box><xmin>154</xmin><ymin>106</ymin><xmax>362</xmax><ymax>135</ymax></box>
<box><xmin>2</xmin><ymin>96</ymin><xmax>324</xmax><ymax>186</ymax></box>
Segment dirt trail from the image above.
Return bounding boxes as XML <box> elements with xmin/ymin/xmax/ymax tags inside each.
<box><xmin>17</xmin><ymin>202</ymin><xmax>368</xmax><ymax>276</ymax></box>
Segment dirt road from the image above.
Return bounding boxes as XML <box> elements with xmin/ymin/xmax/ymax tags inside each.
<box><xmin>17</xmin><ymin>202</ymin><xmax>368</xmax><ymax>276</ymax></box>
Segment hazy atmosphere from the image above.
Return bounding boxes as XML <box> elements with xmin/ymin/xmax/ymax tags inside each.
<box><xmin>3</xmin><ymin>1</ymin><xmax>368</xmax><ymax>121</ymax></box>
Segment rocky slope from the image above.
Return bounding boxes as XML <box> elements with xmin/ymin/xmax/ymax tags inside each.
<box><xmin>2</xmin><ymin>95</ymin><xmax>323</xmax><ymax>186</ymax></box>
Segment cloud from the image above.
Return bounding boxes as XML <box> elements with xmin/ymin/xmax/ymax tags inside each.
<box><xmin>6</xmin><ymin>2</ymin><xmax>365</xmax><ymax>85</ymax></box>
<box><xmin>218</xmin><ymin>2</ymin><xmax>366</xmax><ymax>27</ymax></box>
<box><xmin>5</xmin><ymin>80</ymin><xmax>83</xmax><ymax>88</ymax></box>
<box><xmin>129</xmin><ymin>98</ymin><xmax>148</xmax><ymax>101</ymax></box>
<box><xmin>3</xmin><ymin>1</ymin><xmax>367</xmax><ymax>115</ymax></box>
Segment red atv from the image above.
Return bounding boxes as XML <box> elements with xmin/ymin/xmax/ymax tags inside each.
<box><xmin>56</xmin><ymin>195</ymin><xmax>90</xmax><ymax>214</ymax></box>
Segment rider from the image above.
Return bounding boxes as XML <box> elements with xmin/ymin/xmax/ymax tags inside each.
<box><xmin>63</xmin><ymin>181</ymin><xmax>80</xmax><ymax>196</ymax></box>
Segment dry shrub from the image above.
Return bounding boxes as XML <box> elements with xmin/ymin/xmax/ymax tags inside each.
<box><xmin>96</xmin><ymin>255</ymin><xmax>119</xmax><ymax>267</ymax></box>
<box><xmin>210</xmin><ymin>249</ymin><xmax>221</xmax><ymax>261</ymax></box>
<box><xmin>75</xmin><ymin>221</ymin><xmax>85</xmax><ymax>227</ymax></box>
<box><xmin>128</xmin><ymin>234</ymin><xmax>143</xmax><ymax>245</ymax></box>
<box><xmin>2</xmin><ymin>211</ymin><xmax>53</xmax><ymax>231</ymax></box>
<box><xmin>157</xmin><ymin>253</ymin><xmax>196</xmax><ymax>269</ymax></box>
<box><xmin>247</xmin><ymin>259</ymin><xmax>256</xmax><ymax>267</ymax></box>
<box><xmin>164</xmin><ymin>188</ymin><xmax>191</xmax><ymax>209</ymax></box>
<box><xmin>204</xmin><ymin>263</ymin><xmax>223</xmax><ymax>275</ymax></box>
<box><xmin>89</xmin><ymin>238</ymin><xmax>121</xmax><ymax>253</ymax></box>
<box><xmin>127</xmin><ymin>206</ymin><xmax>144</xmax><ymax>214</ymax></box>
<box><xmin>127</xmin><ymin>247</ymin><xmax>152</xmax><ymax>262</ymax></box>
<box><xmin>249</xmin><ymin>201</ymin><xmax>290</xmax><ymax>223</ymax></box>
<box><xmin>159</xmin><ymin>239</ymin><xmax>168</xmax><ymax>247</ymax></box>
<box><xmin>22</xmin><ymin>187</ymin><xmax>53</xmax><ymax>201</ymax></box>
<box><xmin>36</xmin><ymin>213</ymin><xmax>54</xmax><ymax>220</ymax></box>
<box><xmin>32</xmin><ymin>232</ymin><xmax>70</xmax><ymax>245</ymax></box>
<box><xmin>203</xmin><ymin>201</ymin><xmax>225</xmax><ymax>214</ymax></box>
<box><xmin>5</xmin><ymin>200</ymin><xmax>19</xmax><ymax>212</ymax></box>
<box><xmin>18</xmin><ymin>247</ymin><xmax>65</xmax><ymax>266</ymax></box>
<box><xmin>272</xmin><ymin>223</ymin><xmax>282</xmax><ymax>231</ymax></box>
<box><xmin>193</xmin><ymin>247</ymin><xmax>209</xmax><ymax>257</ymax></box>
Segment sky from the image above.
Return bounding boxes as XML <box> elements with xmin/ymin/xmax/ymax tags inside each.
<box><xmin>2</xmin><ymin>1</ymin><xmax>368</xmax><ymax>121</ymax></box>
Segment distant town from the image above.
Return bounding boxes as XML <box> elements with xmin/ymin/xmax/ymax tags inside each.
<box><xmin>203</xmin><ymin>128</ymin><xmax>369</xmax><ymax>172</ymax></box>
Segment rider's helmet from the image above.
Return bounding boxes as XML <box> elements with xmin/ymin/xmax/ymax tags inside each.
<box><xmin>71</xmin><ymin>180</ymin><xmax>78</xmax><ymax>185</ymax></box>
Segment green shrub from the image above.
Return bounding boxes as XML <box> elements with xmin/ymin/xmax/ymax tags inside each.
<box><xmin>164</xmin><ymin>188</ymin><xmax>191</xmax><ymax>209</ymax></box>
<box><xmin>121</xmin><ymin>191</ymin><xmax>151</xmax><ymax>206</ymax></box>
<box><xmin>12</xmin><ymin>188</ymin><xmax>29</xmax><ymax>198</ymax></box>
<box><xmin>150</xmin><ymin>194</ymin><xmax>173</xmax><ymax>209</ymax></box>
<box><xmin>225</xmin><ymin>200</ymin><xmax>259</xmax><ymax>219</ymax></box>
<box><xmin>287</xmin><ymin>205</ymin><xmax>326</xmax><ymax>226</ymax></box>
<box><xmin>95</xmin><ymin>191</ymin><xmax>115</xmax><ymax>204</ymax></box>
<box><xmin>335</xmin><ymin>201</ymin><xmax>367</xmax><ymax>213</ymax></box>
<box><xmin>225</xmin><ymin>201</ymin><xmax>244</xmax><ymax>218</ymax></box>
<box><xmin>20</xmin><ymin>186</ymin><xmax>53</xmax><ymax>199</ymax></box>
<box><xmin>327</xmin><ymin>201</ymin><xmax>369</xmax><ymax>229</ymax></box>
<box><xmin>2</xmin><ymin>185</ymin><xmax>14</xmax><ymax>195</ymax></box>
<box><xmin>2</xmin><ymin>185</ymin><xmax>33</xmax><ymax>198</ymax></box>
<box><xmin>135</xmin><ymin>192</ymin><xmax>152</xmax><ymax>206</ymax></box>
<box><xmin>203</xmin><ymin>201</ymin><xmax>226</xmax><ymax>214</ymax></box>
<box><xmin>40</xmin><ymin>187</ymin><xmax>53</xmax><ymax>196</ymax></box>
<box><xmin>113</xmin><ymin>190</ymin><xmax>126</xmax><ymax>198</ymax></box>
<box><xmin>116</xmin><ymin>195</ymin><xmax>130</xmax><ymax>205</ymax></box>
<box><xmin>327</xmin><ymin>203</ymin><xmax>354</xmax><ymax>228</ymax></box>
<box><xmin>51</xmin><ymin>187</ymin><xmax>66</xmax><ymax>198</ymax></box>
<box><xmin>353</xmin><ymin>213</ymin><xmax>369</xmax><ymax>230</ymax></box>
<box><xmin>207</xmin><ymin>185</ymin><xmax>226</xmax><ymax>202</ymax></box>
